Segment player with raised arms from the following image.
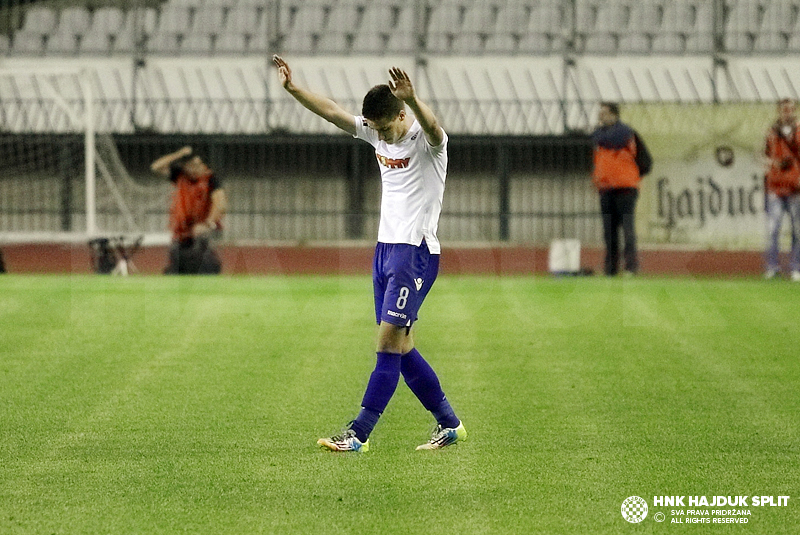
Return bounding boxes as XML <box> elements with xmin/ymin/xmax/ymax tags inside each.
<box><xmin>273</xmin><ymin>55</ymin><xmax>466</xmax><ymax>451</ymax></box>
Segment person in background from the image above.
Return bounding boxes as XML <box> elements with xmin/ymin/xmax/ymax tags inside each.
<box><xmin>591</xmin><ymin>102</ymin><xmax>648</xmax><ymax>277</ymax></box>
<box><xmin>150</xmin><ymin>146</ymin><xmax>227</xmax><ymax>275</ymax></box>
<box><xmin>763</xmin><ymin>98</ymin><xmax>800</xmax><ymax>281</ymax></box>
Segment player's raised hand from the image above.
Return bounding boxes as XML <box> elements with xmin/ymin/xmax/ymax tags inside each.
<box><xmin>273</xmin><ymin>55</ymin><xmax>293</xmax><ymax>89</ymax></box>
<box><xmin>388</xmin><ymin>67</ymin><xmax>415</xmax><ymax>102</ymax></box>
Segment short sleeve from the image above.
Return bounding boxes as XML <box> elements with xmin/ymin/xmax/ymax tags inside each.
<box><xmin>426</xmin><ymin>129</ymin><xmax>448</xmax><ymax>157</ymax></box>
<box><xmin>354</xmin><ymin>115</ymin><xmax>379</xmax><ymax>146</ymax></box>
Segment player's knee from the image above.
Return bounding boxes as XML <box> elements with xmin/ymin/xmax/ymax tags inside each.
<box><xmin>376</xmin><ymin>322</ymin><xmax>413</xmax><ymax>354</ymax></box>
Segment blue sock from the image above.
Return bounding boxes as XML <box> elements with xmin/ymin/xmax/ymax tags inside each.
<box><xmin>401</xmin><ymin>348</ymin><xmax>460</xmax><ymax>429</ymax></box>
<box><xmin>351</xmin><ymin>352</ymin><xmax>401</xmax><ymax>441</ymax></box>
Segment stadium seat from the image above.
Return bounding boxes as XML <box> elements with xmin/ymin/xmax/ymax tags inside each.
<box><xmin>352</xmin><ymin>32</ymin><xmax>387</xmax><ymax>55</ymax></box>
<box><xmin>20</xmin><ymin>6</ymin><xmax>57</xmax><ymax>34</ymax></box>
<box><xmin>353</xmin><ymin>5</ymin><xmax>393</xmax><ymax>54</ymax></box>
<box><xmin>317</xmin><ymin>32</ymin><xmax>351</xmax><ymax>54</ymax></box>
<box><xmin>169</xmin><ymin>0</ymin><xmax>205</xmax><ymax>7</ymax></box>
<box><xmin>11</xmin><ymin>31</ymin><xmax>46</xmax><ymax>55</ymax></box>
<box><xmin>493</xmin><ymin>3</ymin><xmax>528</xmax><ymax>35</ymax></box>
<box><xmin>426</xmin><ymin>3</ymin><xmax>463</xmax><ymax>49</ymax></box>
<box><xmin>386</xmin><ymin>31</ymin><xmax>415</xmax><ymax>54</ymax></box>
<box><xmin>46</xmin><ymin>7</ymin><xmax>91</xmax><ymax>55</ymax></box>
<box><xmin>450</xmin><ymin>3</ymin><xmax>493</xmax><ymax>54</ymax></box>
<box><xmin>224</xmin><ymin>6</ymin><xmax>262</xmax><ymax>35</ymax></box>
<box><xmin>326</xmin><ymin>4</ymin><xmax>361</xmax><ymax>30</ymax></box>
<box><xmin>451</xmin><ymin>33</ymin><xmax>485</xmax><ymax>54</ymax></box>
<box><xmin>386</xmin><ymin>6</ymin><xmax>416</xmax><ymax>54</ymax></box>
<box><xmin>753</xmin><ymin>31</ymin><xmax>787</xmax><ymax>53</ymax></box>
<box><xmin>158</xmin><ymin>6</ymin><xmax>193</xmax><ymax>34</ymax></box>
<box><xmin>574</xmin><ymin>0</ymin><xmax>599</xmax><ymax>33</ymax></box>
<box><xmin>317</xmin><ymin>4</ymin><xmax>359</xmax><ymax>54</ymax></box>
<box><xmin>182</xmin><ymin>33</ymin><xmax>214</xmax><ymax>54</ymax></box>
<box><xmin>725</xmin><ymin>0</ymin><xmax>762</xmax><ymax>34</ymax></box>
<box><xmin>652</xmin><ymin>33</ymin><xmax>685</xmax><ymax>53</ymax></box>
<box><xmin>685</xmin><ymin>32</ymin><xmax>714</xmax><ymax>53</ymax></box>
<box><xmin>594</xmin><ymin>2</ymin><xmax>628</xmax><ymax>31</ymax></box>
<box><xmin>484</xmin><ymin>33</ymin><xmax>517</xmax><ymax>54</ymax></box>
<box><xmin>215</xmin><ymin>32</ymin><xmax>247</xmax><ymax>54</ymax></box>
<box><xmin>12</xmin><ymin>6</ymin><xmax>56</xmax><ymax>55</ymax></box>
<box><xmin>761</xmin><ymin>1</ymin><xmax>795</xmax><ymax>33</ymax></box>
<box><xmin>81</xmin><ymin>7</ymin><xmax>125</xmax><ymax>55</ymax></box>
<box><xmin>584</xmin><ymin>32</ymin><xmax>618</xmax><ymax>54</ymax></box>
<box><xmin>788</xmin><ymin>31</ymin><xmax>800</xmax><ymax>52</ymax></box>
<box><xmin>282</xmin><ymin>32</ymin><xmax>315</xmax><ymax>54</ymax></box>
<box><xmin>723</xmin><ymin>32</ymin><xmax>754</xmax><ymax>54</ymax></box>
<box><xmin>360</xmin><ymin>4</ymin><xmax>395</xmax><ymax>28</ymax></box>
<box><xmin>517</xmin><ymin>33</ymin><xmax>553</xmax><ymax>54</ymax></box>
<box><xmin>192</xmin><ymin>7</ymin><xmax>226</xmax><ymax>36</ymax></box>
<box><xmin>528</xmin><ymin>2</ymin><xmax>563</xmax><ymax>33</ymax></box>
<box><xmin>247</xmin><ymin>16</ymin><xmax>272</xmax><ymax>53</ymax></box>
<box><xmin>149</xmin><ymin>6</ymin><xmax>193</xmax><ymax>54</ymax></box>
<box><xmin>114</xmin><ymin>8</ymin><xmax>159</xmax><ymax>53</ymax></box>
<box><xmin>627</xmin><ymin>3</ymin><xmax>661</xmax><ymax>35</ymax></box>
<box><xmin>148</xmin><ymin>31</ymin><xmax>183</xmax><ymax>54</ymax></box>
<box><xmin>461</xmin><ymin>4</ymin><xmax>495</xmax><ymax>32</ymax></box>
<box><xmin>289</xmin><ymin>5</ymin><xmax>327</xmax><ymax>34</ymax></box>
<box><xmin>618</xmin><ymin>33</ymin><xmax>650</xmax><ymax>53</ymax></box>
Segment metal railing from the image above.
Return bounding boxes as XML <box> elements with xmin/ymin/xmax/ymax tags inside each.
<box><xmin>0</xmin><ymin>133</ymin><xmax>598</xmax><ymax>245</ymax></box>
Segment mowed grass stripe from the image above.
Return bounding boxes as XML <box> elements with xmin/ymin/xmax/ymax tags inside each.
<box><xmin>1</xmin><ymin>275</ymin><xmax>799</xmax><ymax>534</ymax></box>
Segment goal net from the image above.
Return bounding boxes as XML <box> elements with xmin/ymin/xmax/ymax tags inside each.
<box><xmin>0</xmin><ymin>68</ymin><xmax>170</xmax><ymax>245</ymax></box>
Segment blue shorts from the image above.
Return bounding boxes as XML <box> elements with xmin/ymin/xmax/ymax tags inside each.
<box><xmin>373</xmin><ymin>241</ymin><xmax>440</xmax><ymax>327</ymax></box>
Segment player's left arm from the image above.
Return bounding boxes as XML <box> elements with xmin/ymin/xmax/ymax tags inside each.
<box><xmin>388</xmin><ymin>67</ymin><xmax>445</xmax><ymax>147</ymax></box>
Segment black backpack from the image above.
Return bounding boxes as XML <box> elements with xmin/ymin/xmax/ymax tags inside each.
<box><xmin>633</xmin><ymin>131</ymin><xmax>653</xmax><ymax>176</ymax></box>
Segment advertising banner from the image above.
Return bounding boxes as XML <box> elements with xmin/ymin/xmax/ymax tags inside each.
<box><xmin>626</xmin><ymin>104</ymin><xmax>775</xmax><ymax>250</ymax></box>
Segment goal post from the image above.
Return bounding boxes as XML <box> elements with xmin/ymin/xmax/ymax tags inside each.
<box><xmin>0</xmin><ymin>67</ymin><xmax>170</xmax><ymax>245</ymax></box>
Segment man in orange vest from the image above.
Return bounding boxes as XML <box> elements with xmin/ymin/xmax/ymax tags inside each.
<box><xmin>151</xmin><ymin>146</ymin><xmax>227</xmax><ymax>274</ymax></box>
<box><xmin>764</xmin><ymin>98</ymin><xmax>800</xmax><ymax>281</ymax></box>
<box><xmin>592</xmin><ymin>102</ymin><xmax>647</xmax><ymax>276</ymax></box>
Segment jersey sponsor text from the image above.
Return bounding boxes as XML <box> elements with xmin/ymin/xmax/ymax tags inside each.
<box><xmin>376</xmin><ymin>153</ymin><xmax>410</xmax><ymax>169</ymax></box>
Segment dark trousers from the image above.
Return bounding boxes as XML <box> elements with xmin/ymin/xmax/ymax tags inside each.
<box><xmin>164</xmin><ymin>237</ymin><xmax>221</xmax><ymax>275</ymax></box>
<box><xmin>599</xmin><ymin>188</ymin><xmax>639</xmax><ymax>276</ymax></box>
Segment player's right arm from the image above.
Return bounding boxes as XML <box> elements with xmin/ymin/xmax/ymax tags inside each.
<box><xmin>273</xmin><ymin>55</ymin><xmax>356</xmax><ymax>136</ymax></box>
<box><xmin>151</xmin><ymin>146</ymin><xmax>192</xmax><ymax>177</ymax></box>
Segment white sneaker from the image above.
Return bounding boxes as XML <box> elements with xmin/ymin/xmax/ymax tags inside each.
<box><xmin>765</xmin><ymin>269</ymin><xmax>778</xmax><ymax>280</ymax></box>
<box><xmin>792</xmin><ymin>271</ymin><xmax>800</xmax><ymax>282</ymax></box>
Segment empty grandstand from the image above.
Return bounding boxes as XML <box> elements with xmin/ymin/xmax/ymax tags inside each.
<box><xmin>0</xmin><ymin>0</ymin><xmax>798</xmax><ymax>254</ymax></box>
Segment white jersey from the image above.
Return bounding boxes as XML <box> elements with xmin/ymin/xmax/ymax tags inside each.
<box><xmin>354</xmin><ymin>116</ymin><xmax>448</xmax><ymax>254</ymax></box>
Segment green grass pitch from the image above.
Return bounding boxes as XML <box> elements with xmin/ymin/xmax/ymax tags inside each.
<box><xmin>1</xmin><ymin>274</ymin><xmax>798</xmax><ymax>534</ymax></box>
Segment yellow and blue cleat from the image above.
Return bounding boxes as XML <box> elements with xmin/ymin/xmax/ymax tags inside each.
<box><xmin>317</xmin><ymin>429</ymin><xmax>370</xmax><ymax>452</ymax></box>
<box><xmin>416</xmin><ymin>421</ymin><xmax>467</xmax><ymax>450</ymax></box>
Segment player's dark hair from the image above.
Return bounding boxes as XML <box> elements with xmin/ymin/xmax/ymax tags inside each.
<box><xmin>778</xmin><ymin>98</ymin><xmax>795</xmax><ymax>107</ymax></box>
<box><xmin>600</xmin><ymin>101</ymin><xmax>620</xmax><ymax>116</ymax></box>
<box><xmin>362</xmin><ymin>84</ymin><xmax>403</xmax><ymax>122</ymax></box>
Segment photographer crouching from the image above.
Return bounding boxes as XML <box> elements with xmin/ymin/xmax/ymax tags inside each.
<box><xmin>151</xmin><ymin>146</ymin><xmax>228</xmax><ymax>275</ymax></box>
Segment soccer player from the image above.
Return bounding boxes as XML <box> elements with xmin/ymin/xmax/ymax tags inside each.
<box><xmin>273</xmin><ymin>55</ymin><xmax>466</xmax><ymax>451</ymax></box>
